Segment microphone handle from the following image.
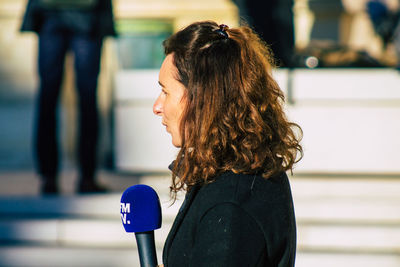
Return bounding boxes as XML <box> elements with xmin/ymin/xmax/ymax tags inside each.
<box><xmin>135</xmin><ymin>231</ymin><xmax>158</xmax><ymax>267</ymax></box>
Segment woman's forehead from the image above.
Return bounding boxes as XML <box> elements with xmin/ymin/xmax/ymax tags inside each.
<box><xmin>159</xmin><ymin>55</ymin><xmax>176</xmax><ymax>80</ymax></box>
<box><xmin>159</xmin><ymin>54</ymin><xmax>180</xmax><ymax>86</ymax></box>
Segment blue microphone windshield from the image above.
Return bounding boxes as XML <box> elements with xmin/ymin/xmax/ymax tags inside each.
<box><xmin>120</xmin><ymin>184</ymin><xmax>162</xmax><ymax>233</ymax></box>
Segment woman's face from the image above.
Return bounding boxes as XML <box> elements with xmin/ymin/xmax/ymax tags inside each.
<box><xmin>153</xmin><ymin>54</ymin><xmax>186</xmax><ymax>147</ymax></box>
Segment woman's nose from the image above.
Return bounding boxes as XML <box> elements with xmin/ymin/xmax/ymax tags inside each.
<box><xmin>153</xmin><ymin>95</ymin><xmax>163</xmax><ymax>116</ymax></box>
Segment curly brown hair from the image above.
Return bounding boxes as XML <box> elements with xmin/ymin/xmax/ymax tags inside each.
<box><xmin>163</xmin><ymin>21</ymin><xmax>303</xmax><ymax>195</ymax></box>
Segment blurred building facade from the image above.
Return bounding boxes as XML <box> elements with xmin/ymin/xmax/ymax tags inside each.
<box><xmin>0</xmin><ymin>0</ymin><xmax>399</xmax><ymax>170</ymax></box>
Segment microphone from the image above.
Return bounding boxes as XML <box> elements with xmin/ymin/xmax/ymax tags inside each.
<box><xmin>120</xmin><ymin>184</ymin><xmax>162</xmax><ymax>267</ymax></box>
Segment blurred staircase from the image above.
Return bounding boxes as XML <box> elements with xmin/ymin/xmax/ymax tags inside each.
<box><xmin>0</xmin><ymin>174</ymin><xmax>399</xmax><ymax>267</ymax></box>
<box><xmin>292</xmin><ymin>175</ymin><xmax>400</xmax><ymax>267</ymax></box>
<box><xmin>0</xmin><ymin>175</ymin><xmax>180</xmax><ymax>267</ymax></box>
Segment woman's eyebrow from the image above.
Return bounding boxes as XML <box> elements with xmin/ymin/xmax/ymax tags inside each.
<box><xmin>158</xmin><ymin>81</ymin><xmax>164</xmax><ymax>87</ymax></box>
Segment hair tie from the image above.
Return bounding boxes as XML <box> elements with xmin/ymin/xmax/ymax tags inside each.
<box><xmin>215</xmin><ymin>24</ymin><xmax>229</xmax><ymax>38</ymax></box>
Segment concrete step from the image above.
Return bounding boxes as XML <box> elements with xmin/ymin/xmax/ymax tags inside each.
<box><xmin>0</xmin><ymin>218</ymin><xmax>170</xmax><ymax>249</ymax></box>
<box><xmin>0</xmin><ymin>194</ymin><xmax>182</xmax><ymax>220</ymax></box>
<box><xmin>1</xmin><ymin>194</ymin><xmax>398</xmax><ymax>223</ymax></box>
<box><xmin>0</xmin><ymin>245</ymin><xmax>164</xmax><ymax>267</ymax></box>
<box><xmin>2</xmin><ymin>196</ymin><xmax>398</xmax><ymax>223</ymax></box>
<box><xmin>0</xmin><ymin>193</ymin><xmax>181</xmax><ymax>249</ymax></box>
<box><xmin>0</xmin><ymin>246</ymin><xmax>399</xmax><ymax>267</ymax></box>
<box><xmin>298</xmin><ymin>222</ymin><xmax>400</xmax><ymax>253</ymax></box>
<box><xmin>290</xmin><ymin>175</ymin><xmax>400</xmax><ymax>199</ymax></box>
<box><xmin>296</xmin><ymin>251</ymin><xmax>400</xmax><ymax>267</ymax></box>
<box><xmin>1</xmin><ymin>217</ymin><xmax>399</xmax><ymax>253</ymax></box>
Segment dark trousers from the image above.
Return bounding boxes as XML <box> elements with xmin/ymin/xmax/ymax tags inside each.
<box><xmin>35</xmin><ymin>17</ymin><xmax>103</xmax><ymax>182</ymax></box>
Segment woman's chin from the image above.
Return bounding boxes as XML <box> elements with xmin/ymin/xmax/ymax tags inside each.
<box><xmin>172</xmin><ymin>142</ymin><xmax>181</xmax><ymax>148</ymax></box>
<box><xmin>171</xmin><ymin>138</ymin><xmax>182</xmax><ymax>148</ymax></box>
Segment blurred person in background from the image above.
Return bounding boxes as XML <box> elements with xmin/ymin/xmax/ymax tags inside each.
<box><xmin>20</xmin><ymin>0</ymin><xmax>116</xmax><ymax>194</ymax></box>
<box><xmin>234</xmin><ymin>0</ymin><xmax>296</xmax><ymax>67</ymax></box>
<box><xmin>367</xmin><ymin>0</ymin><xmax>400</xmax><ymax>68</ymax></box>
<box><xmin>395</xmin><ymin>19</ymin><xmax>400</xmax><ymax>68</ymax></box>
<box><xmin>153</xmin><ymin>21</ymin><xmax>302</xmax><ymax>266</ymax></box>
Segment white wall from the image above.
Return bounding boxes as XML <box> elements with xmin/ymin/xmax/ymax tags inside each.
<box><xmin>114</xmin><ymin>68</ymin><xmax>400</xmax><ymax>174</ymax></box>
<box><xmin>284</xmin><ymin>69</ymin><xmax>400</xmax><ymax>173</ymax></box>
<box><xmin>114</xmin><ymin>70</ymin><xmax>179</xmax><ymax>172</ymax></box>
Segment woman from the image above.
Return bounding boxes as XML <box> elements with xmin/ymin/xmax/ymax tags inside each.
<box><xmin>153</xmin><ymin>21</ymin><xmax>302</xmax><ymax>267</ymax></box>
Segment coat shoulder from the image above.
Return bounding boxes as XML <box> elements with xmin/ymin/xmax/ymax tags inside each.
<box><xmin>196</xmin><ymin>171</ymin><xmax>292</xmax><ymax>209</ymax></box>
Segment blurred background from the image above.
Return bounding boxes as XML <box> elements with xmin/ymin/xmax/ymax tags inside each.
<box><xmin>0</xmin><ymin>0</ymin><xmax>400</xmax><ymax>266</ymax></box>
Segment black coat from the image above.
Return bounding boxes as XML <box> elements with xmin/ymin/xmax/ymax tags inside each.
<box><xmin>163</xmin><ymin>171</ymin><xmax>296</xmax><ymax>267</ymax></box>
<box><xmin>20</xmin><ymin>0</ymin><xmax>116</xmax><ymax>38</ymax></box>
